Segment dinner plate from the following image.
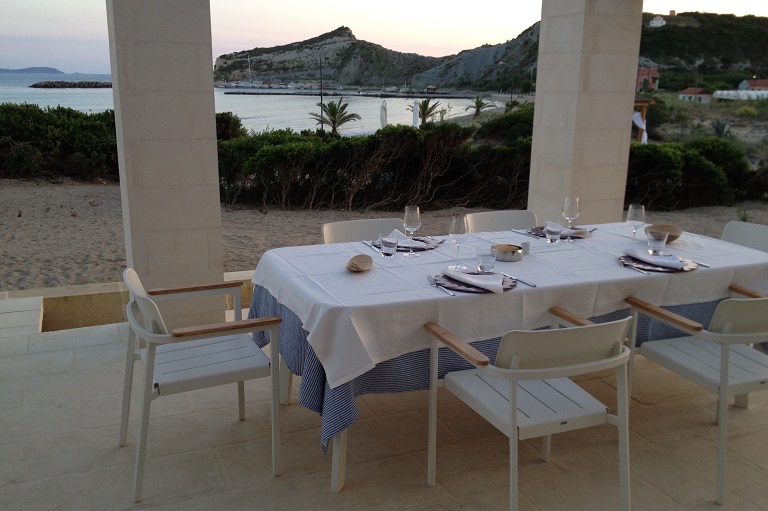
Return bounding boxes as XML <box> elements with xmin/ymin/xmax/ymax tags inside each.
<box><xmin>434</xmin><ymin>272</ymin><xmax>516</xmax><ymax>293</ymax></box>
<box><xmin>619</xmin><ymin>255</ymin><xmax>698</xmax><ymax>273</ymax></box>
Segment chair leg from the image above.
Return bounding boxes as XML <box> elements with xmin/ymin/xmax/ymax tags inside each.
<box><xmin>279</xmin><ymin>356</ymin><xmax>292</xmax><ymax>406</ymax></box>
<box><xmin>509</xmin><ymin>380</ymin><xmax>519</xmax><ymax>511</ymax></box>
<box><xmin>237</xmin><ymin>381</ymin><xmax>245</xmax><ymax>421</ymax></box>
<box><xmin>540</xmin><ymin>435</ymin><xmax>551</xmax><ymax>462</ymax></box>
<box><xmin>427</xmin><ymin>337</ymin><xmax>439</xmax><ymax>487</ymax></box>
<box><xmin>616</xmin><ymin>365</ymin><xmax>631</xmax><ymax>511</ymax></box>
<box><xmin>132</xmin><ymin>345</ymin><xmax>156</xmax><ymax>503</ymax></box>
<box><xmin>119</xmin><ymin>329</ymin><xmax>137</xmax><ymax>447</ymax></box>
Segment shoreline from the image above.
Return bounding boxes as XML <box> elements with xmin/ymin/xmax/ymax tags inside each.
<box><xmin>1</xmin><ymin>179</ymin><xmax>767</xmax><ymax>292</ymax></box>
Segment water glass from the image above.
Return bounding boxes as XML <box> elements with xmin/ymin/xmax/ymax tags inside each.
<box><xmin>544</xmin><ymin>221</ymin><xmax>563</xmax><ymax>243</ymax></box>
<box><xmin>379</xmin><ymin>235</ymin><xmax>397</xmax><ymax>257</ymax></box>
<box><xmin>646</xmin><ymin>229</ymin><xmax>668</xmax><ymax>255</ymax></box>
<box><xmin>476</xmin><ymin>245</ymin><xmax>497</xmax><ymax>272</ymax></box>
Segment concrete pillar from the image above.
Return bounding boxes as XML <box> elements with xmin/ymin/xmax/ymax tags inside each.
<box><xmin>107</xmin><ymin>0</ymin><xmax>224</xmax><ymax>326</ymax></box>
<box><xmin>528</xmin><ymin>0</ymin><xmax>643</xmax><ymax>224</ymax></box>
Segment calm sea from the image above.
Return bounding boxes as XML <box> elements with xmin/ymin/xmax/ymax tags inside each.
<box><xmin>0</xmin><ymin>73</ymin><xmax>477</xmax><ymax>136</ymax></box>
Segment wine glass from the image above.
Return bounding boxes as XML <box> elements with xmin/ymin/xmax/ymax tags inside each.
<box><xmin>448</xmin><ymin>214</ymin><xmax>468</xmax><ymax>271</ymax></box>
<box><xmin>402</xmin><ymin>205</ymin><xmax>421</xmax><ymax>258</ymax></box>
<box><xmin>626</xmin><ymin>204</ymin><xmax>645</xmax><ymax>245</ymax></box>
<box><xmin>562</xmin><ymin>196</ymin><xmax>580</xmax><ymax>243</ymax></box>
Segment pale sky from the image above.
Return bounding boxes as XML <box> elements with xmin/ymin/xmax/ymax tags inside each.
<box><xmin>1</xmin><ymin>1</ymin><xmax>767</xmax><ymax>75</ymax></box>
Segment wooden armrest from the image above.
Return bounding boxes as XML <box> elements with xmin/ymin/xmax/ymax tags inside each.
<box><xmin>549</xmin><ymin>307</ymin><xmax>594</xmax><ymax>327</ymax></box>
<box><xmin>624</xmin><ymin>296</ymin><xmax>703</xmax><ymax>332</ymax></box>
<box><xmin>172</xmin><ymin>316</ymin><xmax>281</xmax><ymax>338</ymax></box>
<box><xmin>424</xmin><ymin>322</ymin><xmax>490</xmax><ymax>366</ymax></box>
<box><xmin>729</xmin><ymin>284</ymin><xmax>766</xmax><ymax>298</ymax></box>
<box><xmin>149</xmin><ymin>280</ymin><xmax>243</xmax><ymax>296</ymax></box>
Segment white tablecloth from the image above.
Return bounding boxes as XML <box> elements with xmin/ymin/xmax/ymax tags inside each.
<box><xmin>252</xmin><ymin>223</ymin><xmax>768</xmax><ymax>389</ymax></box>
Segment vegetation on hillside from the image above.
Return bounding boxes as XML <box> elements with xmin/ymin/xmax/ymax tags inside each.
<box><xmin>640</xmin><ymin>12</ymin><xmax>768</xmax><ymax>91</ymax></box>
<box><xmin>1</xmin><ymin>103</ymin><xmax>766</xmax><ymax>212</ymax></box>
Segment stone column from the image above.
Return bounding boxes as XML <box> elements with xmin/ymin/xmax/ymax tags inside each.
<box><xmin>528</xmin><ymin>0</ymin><xmax>643</xmax><ymax>224</ymax></box>
<box><xmin>107</xmin><ymin>0</ymin><xmax>224</xmax><ymax>326</ymax></box>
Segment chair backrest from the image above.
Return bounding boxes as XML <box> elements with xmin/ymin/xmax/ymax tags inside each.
<box><xmin>123</xmin><ymin>268</ymin><xmax>169</xmax><ymax>335</ymax></box>
<box><xmin>709</xmin><ymin>297</ymin><xmax>768</xmax><ymax>335</ymax></box>
<box><xmin>721</xmin><ymin>220</ymin><xmax>768</xmax><ymax>252</ymax></box>
<box><xmin>495</xmin><ymin>317</ymin><xmax>632</xmax><ymax>372</ymax></box>
<box><xmin>322</xmin><ymin>217</ymin><xmax>405</xmax><ymax>244</ymax></box>
<box><xmin>465</xmin><ymin>210</ymin><xmax>537</xmax><ymax>233</ymax></box>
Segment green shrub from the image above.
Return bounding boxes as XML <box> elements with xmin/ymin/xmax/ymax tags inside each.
<box><xmin>626</xmin><ymin>143</ymin><xmax>684</xmax><ymax>209</ymax></box>
<box><xmin>474</xmin><ymin>104</ymin><xmax>534</xmax><ymax>144</ymax></box>
<box><xmin>675</xmin><ymin>147</ymin><xmax>732</xmax><ymax>208</ymax></box>
<box><xmin>0</xmin><ymin>104</ymin><xmax>118</xmax><ymax>181</ymax></box>
<box><xmin>737</xmin><ymin>105</ymin><xmax>758</xmax><ymax>117</ymax></box>
<box><xmin>215</xmin><ymin>111</ymin><xmax>248</xmax><ymax>140</ymax></box>
<box><xmin>683</xmin><ymin>137</ymin><xmax>750</xmax><ymax>195</ymax></box>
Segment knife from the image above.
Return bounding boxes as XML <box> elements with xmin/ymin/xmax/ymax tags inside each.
<box><xmin>513</xmin><ymin>229</ymin><xmax>541</xmax><ymax>239</ymax></box>
<box><xmin>362</xmin><ymin>240</ymin><xmax>380</xmax><ymax>254</ymax></box>
<box><xmin>500</xmin><ymin>272</ymin><xmax>536</xmax><ymax>288</ymax></box>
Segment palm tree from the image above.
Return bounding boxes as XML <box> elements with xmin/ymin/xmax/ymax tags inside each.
<box><xmin>407</xmin><ymin>98</ymin><xmax>442</xmax><ymax>128</ymax></box>
<box><xmin>309</xmin><ymin>97</ymin><xmax>361</xmax><ymax>135</ymax></box>
<box><xmin>465</xmin><ymin>96</ymin><xmax>496</xmax><ymax>118</ymax></box>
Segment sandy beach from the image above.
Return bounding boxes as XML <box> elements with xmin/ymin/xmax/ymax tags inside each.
<box><xmin>1</xmin><ymin>178</ymin><xmax>767</xmax><ymax>292</ymax></box>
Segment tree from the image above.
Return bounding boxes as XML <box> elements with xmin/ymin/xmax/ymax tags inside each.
<box><xmin>465</xmin><ymin>96</ymin><xmax>496</xmax><ymax>118</ymax></box>
<box><xmin>309</xmin><ymin>97</ymin><xmax>361</xmax><ymax>135</ymax></box>
<box><xmin>408</xmin><ymin>99</ymin><xmax>442</xmax><ymax>128</ymax></box>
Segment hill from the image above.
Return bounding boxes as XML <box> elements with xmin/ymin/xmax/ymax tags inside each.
<box><xmin>214</xmin><ymin>12</ymin><xmax>767</xmax><ymax>93</ymax></box>
<box><xmin>213</xmin><ymin>26</ymin><xmax>539</xmax><ymax>92</ymax></box>
<box><xmin>0</xmin><ymin>67</ymin><xmax>63</xmax><ymax>74</ymax></box>
<box><xmin>639</xmin><ymin>12</ymin><xmax>768</xmax><ymax>90</ymax></box>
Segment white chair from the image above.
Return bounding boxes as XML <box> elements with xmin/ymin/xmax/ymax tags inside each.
<box><xmin>426</xmin><ymin>309</ymin><xmax>632</xmax><ymax>511</ymax></box>
<box><xmin>625</xmin><ymin>285</ymin><xmax>768</xmax><ymax>504</ymax></box>
<box><xmin>464</xmin><ymin>209</ymin><xmax>537</xmax><ymax>233</ymax></box>
<box><xmin>721</xmin><ymin>220</ymin><xmax>768</xmax><ymax>252</ymax></box>
<box><xmin>321</xmin><ymin>217</ymin><xmax>405</xmax><ymax>244</ymax></box>
<box><xmin>120</xmin><ymin>268</ymin><xmax>281</xmax><ymax>502</ymax></box>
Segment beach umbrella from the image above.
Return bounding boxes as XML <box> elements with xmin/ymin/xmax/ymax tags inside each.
<box><xmin>412</xmin><ymin>98</ymin><xmax>419</xmax><ymax>127</ymax></box>
<box><xmin>380</xmin><ymin>100</ymin><xmax>387</xmax><ymax>128</ymax></box>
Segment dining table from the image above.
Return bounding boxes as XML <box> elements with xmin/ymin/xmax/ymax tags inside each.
<box><xmin>249</xmin><ymin>222</ymin><xmax>768</xmax><ymax>491</ymax></box>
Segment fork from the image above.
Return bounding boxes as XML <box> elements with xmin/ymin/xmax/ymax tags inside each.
<box><xmin>427</xmin><ymin>275</ymin><xmax>455</xmax><ymax>296</ymax></box>
<box><xmin>619</xmin><ymin>259</ymin><xmax>649</xmax><ymax>275</ymax></box>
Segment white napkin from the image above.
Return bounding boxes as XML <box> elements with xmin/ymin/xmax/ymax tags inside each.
<box><xmin>445</xmin><ymin>268</ymin><xmax>504</xmax><ymax>293</ymax></box>
<box><xmin>624</xmin><ymin>248</ymin><xmax>686</xmax><ymax>269</ymax></box>
<box><xmin>389</xmin><ymin>229</ymin><xmax>425</xmax><ymax>248</ymax></box>
<box><xmin>561</xmin><ymin>226</ymin><xmax>590</xmax><ymax>238</ymax></box>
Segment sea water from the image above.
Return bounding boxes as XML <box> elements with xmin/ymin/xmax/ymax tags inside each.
<box><xmin>0</xmin><ymin>73</ymin><xmax>475</xmax><ymax>136</ymax></box>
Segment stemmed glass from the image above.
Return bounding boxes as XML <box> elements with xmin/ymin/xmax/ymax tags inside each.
<box><xmin>562</xmin><ymin>196</ymin><xmax>580</xmax><ymax>243</ymax></box>
<box><xmin>626</xmin><ymin>204</ymin><xmax>646</xmax><ymax>245</ymax></box>
<box><xmin>403</xmin><ymin>205</ymin><xmax>421</xmax><ymax>258</ymax></box>
<box><xmin>448</xmin><ymin>214</ymin><xmax>468</xmax><ymax>271</ymax></box>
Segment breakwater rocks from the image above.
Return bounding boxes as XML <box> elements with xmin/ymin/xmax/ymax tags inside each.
<box><xmin>29</xmin><ymin>81</ymin><xmax>112</xmax><ymax>89</ymax></box>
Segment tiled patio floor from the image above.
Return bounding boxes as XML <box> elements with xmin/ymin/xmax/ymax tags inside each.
<box><xmin>2</xmin><ymin>323</ymin><xmax>768</xmax><ymax>510</ymax></box>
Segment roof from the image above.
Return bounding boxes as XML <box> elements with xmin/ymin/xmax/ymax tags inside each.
<box><xmin>746</xmin><ymin>79</ymin><xmax>768</xmax><ymax>89</ymax></box>
<box><xmin>680</xmin><ymin>87</ymin><xmax>709</xmax><ymax>95</ymax></box>
<box><xmin>637</xmin><ymin>68</ymin><xmax>659</xmax><ymax>77</ymax></box>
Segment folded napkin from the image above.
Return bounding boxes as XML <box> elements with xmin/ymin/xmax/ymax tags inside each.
<box><xmin>529</xmin><ymin>226</ymin><xmax>590</xmax><ymax>239</ymax></box>
<box><xmin>624</xmin><ymin>248</ymin><xmax>686</xmax><ymax>270</ymax></box>
<box><xmin>444</xmin><ymin>268</ymin><xmax>504</xmax><ymax>293</ymax></box>
<box><xmin>389</xmin><ymin>229</ymin><xmax>425</xmax><ymax>248</ymax></box>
